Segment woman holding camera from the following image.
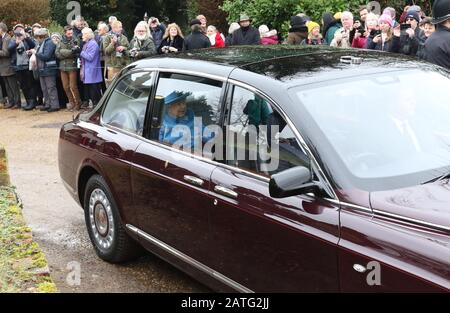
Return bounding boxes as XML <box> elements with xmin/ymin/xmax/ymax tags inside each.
<box><xmin>157</xmin><ymin>23</ymin><xmax>184</xmax><ymax>54</ymax></box>
<box><xmin>364</xmin><ymin>14</ymin><xmax>400</xmax><ymax>53</ymax></box>
<box><xmin>129</xmin><ymin>21</ymin><xmax>156</xmax><ymax>61</ymax></box>
<box><xmin>7</xmin><ymin>24</ymin><xmax>37</xmax><ymax>110</ymax></box>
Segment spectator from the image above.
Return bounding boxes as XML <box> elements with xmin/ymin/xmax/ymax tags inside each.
<box><xmin>108</xmin><ymin>16</ymin><xmax>118</xmax><ymax>32</ymax></box>
<box><xmin>364</xmin><ymin>14</ymin><xmax>400</xmax><ymax>53</ymax></box>
<box><xmin>225</xmin><ymin>23</ymin><xmax>240</xmax><ymax>47</ymax></box>
<box><xmin>285</xmin><ymin>15</ymin><xmax>308</xmax><ymax>45</ymax></box>
<box><xmin>366</xmin><ymin>13</ymin><xmax>379</xmax><ymax>33</ymax></box>
<box><xmin>129</xmin><ymin>21</ymin><xmax>157</xmax><ymax>60</ymax></box>
<box><xmin>330</xmin><ymin>11</ymin><xmax>354</xmax><ymax>48</ymax></box>
<box><xmin>95</xmin><ymin>22</ymin><xmax>109</xmax><ymax>47</ymax></box>
<box><xmin>34</xmin><ymin>28</ymin><xmax>60</xmax><ymax>112</ymax></box>
<box><xmin>0</xmin><ymin>23</ymin><xmax>21</xmax><ymax>109</ymax></box>
<box><xmin>149</xmin><ymin>17</ymin><xmax>166</xmax><ymax>49</ymax></box>
<box><xmin>383</xmin><ymin>7</ymin><xmax>399</xmax><ymax>27</ymax></box>
<box><xmin>359</xmin><ymin>5</ymin><xmax>369</xmax><ymax>27</ymax></box>
<box><xmin>7</xmin><ymin>24</ymin><xmax>37</xmax><ymax>110</ymax></box>
<box><xmin>399</xmin><ymin>10</ymin><xmax>426</xmax><ymax>56</ymax></box>
<box><xmin>351</xmin><ymin>19</ymin><xmax>368</xmax><ymax>48</ymax></box>
<box><xmin>30</xmin><ymin>23</ymin><xmax>44</xmax><ymax>108</ymax></box>
<box><xmin>56</xmin><ymin>26</ymin><xmax>82</xmax><ymax>111</ymax></box>
<box><xmin>231</xmin><ymin>14</ymin><xmax>261</xmax><ymax>46</ymax></box>
<box><xmin>80</xmin><ymin>28</ymin><xmax>103</xmax><ymax>107</ymax></box>
<box><xmin>103</xmin><ymin>20</ymin><xmax>130</xmax><ymax>86</ymax></box>
<box><xmin>158</xmin><ymin>23</ymin><xmax>184</xmax><ymax>54</ymax></box>
<box><xmin>424</xmin><ymin>0</ymin><xmax>450</xmax><ymax>69</ymax></box>
<box><xmin>417</xmin><ymin>17</ymin><xmax>435</xmax><ymax>59</ymax></box>
<box><xmin>322</xmin><ymin>13</ymin><xmax>341</xmax><ymax>45</ymax></box>
<box><xmin>259</xmin><ymin>25</ymin><xmax>279</xmax><ymax>45</ymax></box>
<box><xmin>196</xmin><ymin>14</ymin><xmax>208</xmax><ymax>33</ymax></box>
<box><xmin>301</xmin><ymin>21</ymin><xmax>324</xmax><ymax>45</ymax></box>
<box><xmin>184</xmin><ymin>19</ymin><xmax>211</xmax><ymax>51</ymax></box>
<box><xmin>207</xmin><ymin>25</ymin><xmax>225</xmax><ymax>48</ymax></box>
<box><xmin>400</xmin><ymin>5</ymin><xmax>411</xmax><ymax>23</ymax></box>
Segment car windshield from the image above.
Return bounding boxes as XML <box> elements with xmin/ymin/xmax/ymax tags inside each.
<box><xmin>292</xmin><ymin>69</ymin><xmax>450</xmax><ymax>191</ymax></box>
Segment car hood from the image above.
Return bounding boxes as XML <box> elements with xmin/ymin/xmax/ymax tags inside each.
<box><xmin>370</xmin><ymin>179</ymin><xmax>450</xmax><ymax>231</ymax></box>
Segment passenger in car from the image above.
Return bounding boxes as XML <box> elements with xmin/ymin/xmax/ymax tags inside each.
<box><xmin>159</xmin><ymin>91</ymin><xmax>197</xmax><ymax>149</ymax></box>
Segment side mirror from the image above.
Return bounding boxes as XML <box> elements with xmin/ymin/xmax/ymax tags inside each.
<box><xmin>269</xmin><ymin>166</ymin><xmax>320</xmax><ymax>198</ymax></box>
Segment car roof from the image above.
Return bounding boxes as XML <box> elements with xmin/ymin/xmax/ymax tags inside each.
<box><xmin>133</xmin><ymin>45</ymin><xmax>434</xmax><ymax>87</ymax></box>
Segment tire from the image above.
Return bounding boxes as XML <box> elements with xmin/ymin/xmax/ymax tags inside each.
<box><xmin>83</xmin><ymin>174</ymin><xmax>142</xmax><ymax>263</ymax></box>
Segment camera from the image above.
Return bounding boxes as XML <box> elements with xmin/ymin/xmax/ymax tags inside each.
<box><xmin>17</xmin><ymin>47</ymin><xmax>25</xmax><ymax>54</ymax></box>
<box><xmin>14</xmin><ymin>31</ymin><xmax>23</xmax><ymax>37</ymax></box>
<box><xmin>371</xmin><ymin>29</ymin><xmax>381</xmax><ymax>37</ymax></box>
<box><xmin>116</xmin><ymin>51</ymin><xmax>123</xmax><ymax>58</ymax></box>
<box><xmin>25</xmin><ymin>27</ymin><xmax>32</xmax><ymax>34</ymax></box>
<box><xmin>130</xmin><ymin>48</ymin><xmax>138</xmax><ymax>58</ymax></box>
<box><xmin>400</xmin><ymin>24</ymin><xmax>410</xmax><ymax>31</ymax></box>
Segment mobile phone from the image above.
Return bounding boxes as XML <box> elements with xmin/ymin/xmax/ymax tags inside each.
<box><xmin>371</xmin><ymin>29</ymin><xmax>381</xmax><ymax>37</ymax></box>
<box><xmin>400</xmin><ymin>24</ymin><xmax>410</xmax><ymax>31</ymax></box>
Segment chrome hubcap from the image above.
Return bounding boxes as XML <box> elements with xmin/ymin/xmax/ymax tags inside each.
<box><xmin>89</xmin><ymin>189</ymin><xmax>114</xmax><ymax>250</ymax></box>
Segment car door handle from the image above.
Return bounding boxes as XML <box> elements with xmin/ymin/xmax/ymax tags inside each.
<box><xmin>183</xmin><ymin>175</ymin><xmax>204</xmax><ymax>187</ymax></box>
<box><xmin>214</xmin><ymin>185</ymin><xmax>238</xmax><ymax>199</ymax></box>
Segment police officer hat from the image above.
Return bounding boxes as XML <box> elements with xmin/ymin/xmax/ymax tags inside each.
<box><xmin>431</xmin><ymin>0</ymin><xmax>450</xmax><ymax>24</ymax></box>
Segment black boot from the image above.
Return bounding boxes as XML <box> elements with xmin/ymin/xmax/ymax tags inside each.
<box><xmin>24</xmin><ymin>99</ymin><xmax>37</xmax><ymax>111</ymax></box>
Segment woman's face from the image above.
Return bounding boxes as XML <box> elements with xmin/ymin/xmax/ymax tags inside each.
<box><xmin>207</xmin><ymin>28</ymin><xmax>215</xmax><ymax>37</ymax></box>
<box><xmin>82</xmin><ymin>33</ymin><xmax>90</xmax><ymax>42</ymax></box>
<box><xmin>379</xmin><ymin>22</ymin><xmax>390</xmax><ymax>32</ymax></box>
<box><xmin>311</xmin><ymin>27</ymin><xmax>320</xmax><ymax>37</ymax></box>
<box><xmin>169</xmin><ymin>27</ymin><xmax>178</xmax><ymax>38</ymax></box>
<box><xmin>366</xmin><ymin>17</ymin><xmax>378</xmax><ymax>30</ymax></box>
<box><xmin>424</xmin><ymin>24</ymin><xmax>435</xmax><ymax>37</ymax></box>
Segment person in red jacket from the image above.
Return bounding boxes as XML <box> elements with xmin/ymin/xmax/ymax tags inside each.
<box><xmin>258</xmin><ymin>25</ymin><xmax>279</xmax><ymax>45</ymax></box>
<box><xmin>206</xmin><ymin>25</ymin><xmax>225</xmax><ymax>48</ymax></box>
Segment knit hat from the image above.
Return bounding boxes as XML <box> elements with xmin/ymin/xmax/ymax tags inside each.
<box><xmin>51</xmin><ymin>33</ymin><xmax>62</xmax><ymax>41</ymax></box>
<box><xmin>405</xmin><ymin>10</ymin><xmax>421</xmax><ymax>22</ymax></box>
<box><xmin>334</xmin><ymin>12</ymin><xmax>342</xmax><ymax>20</ymax></box>
<box><xmin>378</xmin><ymin>14</ymin><xmax>393</xmax><ymax>27</ymax></box>
<box><xmin>307</xmin><ymin>21</ymin><xmax>320</xmax><ymax>33</ymax></box>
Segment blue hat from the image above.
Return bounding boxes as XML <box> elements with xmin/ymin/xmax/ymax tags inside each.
<box><xmin>164</xmin><ymin>91</ymin><xmax>191</xmax><ymax>106</ymax></box>
<box><xmin>406</xmin><ymin>10</ymin><xmax>421</xmax><ymax>23</ymax></box>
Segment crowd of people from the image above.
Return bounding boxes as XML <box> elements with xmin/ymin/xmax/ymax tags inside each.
<box><xmin>0</xmin><ymin>1</ymin><xmax>449</xmax><ymax>113</ymax></box>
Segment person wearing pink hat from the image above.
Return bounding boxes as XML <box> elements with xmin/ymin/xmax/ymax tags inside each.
<box><xmin>364</xmin><ymin>14</ymin><xmax>400</xmax><ymax>52</ymax></box>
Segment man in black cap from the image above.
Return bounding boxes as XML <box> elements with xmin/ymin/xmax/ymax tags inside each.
<box><xmin>399</xmin><ymin>10</ymin><xmax>426</xmax><ymax>56</ymax></box>
<box><xmin>424</xmin><ymin>0</ymin><xmax>450</xmax><ymax>69</ymax></box>
<box><xmin>183</xmin><ymin>19</ymin><xmax>211</xmax><ymax>51</ymax></box>
<box><xmin>231</xmin><ymin>14</ymin><xmax>261</xmax><ymax>46</ymax></box>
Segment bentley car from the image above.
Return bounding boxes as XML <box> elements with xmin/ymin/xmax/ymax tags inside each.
<box><xmin>58</xmin><ymin>46</ymin><xmax>450</xmax><ymax>292</ymax></box>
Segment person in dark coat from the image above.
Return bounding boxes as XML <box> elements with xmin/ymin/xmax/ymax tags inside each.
<box><xmin>149</xmin><ymin>17</ymin><xmax>166</xmax><ymax>49</ymax></box>
<box><xmin>33</xmin><ymin>28</ymin><xmax>60</xmax><ymax>112</ymax></box>
<box><xmin>424</xmin><ymin>0</ymin><xmax>450</xmax><ymax>69</ymax></box>
<box><xmin>8</xmin><ymin>24</ymin><xmax>37</xmax><ymax>110</ymax></box>
<box><xmin>129</xmin><ymin>21</ymin><xmax>156</xmax><ymax>61</ymax></box>
<box><xmin>399</xmin><ymin>10</ymin><xmax>427</xmax><ymax>56</ymax></box>
<box><xmin>225</xmin><ymin>23</ymin><xmax>240</xmax><ymax>47</ymax></box>
<box><xmin>285</xmin><ymin>15</ymin><xmax>309</xmax><ymax>45</ymax></box>
<box><xmin>184</xmin><ymin>19</ymin><xmax>211</xmax><ymax>51</ymax></box>
<box><xmin>158</xmin><ymin>23</ymin><xmax>184</xmax><ymax>54</ymax></box>
<box><xmin>231</xmin><ymin>14</ymin><xmax>260</xmax><ymax>46</ymax></box>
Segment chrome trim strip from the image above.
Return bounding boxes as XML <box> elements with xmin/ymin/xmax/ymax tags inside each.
<box><xmin>183</xmin><ymin>175</ymin><xmax>205</xmax><ymax>187</ymax></box>
<box><xmin>372</xmin><ymin>209</ymin><xmax>450</xmax><ymax>233</ymax></box>
<box><xmin>141</xmin><ymin>67</ymin><xmax>229</xmax><ymax>82</ymax></box>
<box><xmin>228</xmin><ymin>78</ymin><xmax>338</xmax><ymax>200</ymax></box>
<box><xmin>339</xmin><ymin>201</ymin><xmax>373</xmax><ymax>214</ymax></box>
<box><xmin>125</xmin><ymin>224</ymin><xmax>254</xmax><ymax>293</ymax></box>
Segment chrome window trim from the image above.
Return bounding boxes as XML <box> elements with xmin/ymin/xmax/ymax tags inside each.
<box><xmin>126</xmin><ymin>224</ymin><xmax>254</xmax><ymax>293</ymax></box>
<box><xmin>141</xmin><ymin>67</ymin><xmax>229</xmax><ymax>82</ymax></box>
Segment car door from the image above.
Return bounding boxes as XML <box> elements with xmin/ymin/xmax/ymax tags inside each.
<box><xmin>97</xmin><ymin>70</ymin><xmax>154</xmax><ymax>228</ymax></box>
<box><xmin>130</xmin><ymin>71</ymin><xmax>225</xmax><ymax>263</ymax></box>
<box><xmin>208</xmin><ymin>84</ymin><xmax>341</xmax><ymax>292</ymax></box>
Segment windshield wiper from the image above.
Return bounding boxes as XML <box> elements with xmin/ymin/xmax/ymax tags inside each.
<box><xmin>421</xmin><ymin>170</ymin><xmax>450</xmax><ymax>185</ymax></box>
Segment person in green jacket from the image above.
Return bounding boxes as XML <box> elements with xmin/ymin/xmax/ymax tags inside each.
<box><xmin>55</xmin><ymin>26</ymin><xmax>81</xmax><ymax>111</ymax></box>
<box><xmin>103</xmin><ymin>20</ymin><xmax>130</xmax><ymax>86</ymax></box>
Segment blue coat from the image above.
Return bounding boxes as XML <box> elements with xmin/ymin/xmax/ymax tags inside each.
<box><xmin>80</xmin><ymin>39</ymin><xmax>102</xmax><ymax>84</ymax></box>
<box><xmin>36</xmin><ymin>37</ymin><xmax>58</xmax><ymax>77</ymax></box>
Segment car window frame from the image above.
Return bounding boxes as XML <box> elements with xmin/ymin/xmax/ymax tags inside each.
<box><xmin>100</xmin><ymin>69</ymin><xmax>157</xmax><ymax>139</ymax></box>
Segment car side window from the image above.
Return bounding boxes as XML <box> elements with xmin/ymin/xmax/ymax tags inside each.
<box><xmin>102</xmin><ymin>72</ymin><xmax>153</xmax><ymax>136</ymax></box>
<box><xmin>149</xmin><ymin>72</ymin><xmax>223</xmax><ymax>156</ymax></box>
<box><xmin>226</xmin><ymin>85</ymin><xmax>310</xmax><ymax>177</ymax></box>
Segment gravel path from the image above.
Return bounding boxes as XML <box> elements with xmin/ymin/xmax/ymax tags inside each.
<box><xmin>0</xmin><ymin>108</ymin><xmax>209</xmax><ymax>293</ymax></box>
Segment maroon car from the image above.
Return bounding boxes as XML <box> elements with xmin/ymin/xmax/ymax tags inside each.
<box><xmin>58</xmin><ymin>46</ymin><xmax>450</xmax><ymax>292</ymax></box>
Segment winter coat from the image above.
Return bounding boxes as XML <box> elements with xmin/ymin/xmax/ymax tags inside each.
<box><xmin>301</xmin><ymin>35</ymin><xmax>325</xmax><ymax>46</ymax></box>
<box><xmin>80</xmin><ymin>39</ymin><xmax>102</xmax><ymax>84</ymax></box>
<box><xmin>158</xmin><ymin>36</ymin><xmax>184</xmax><ymax>54</ymax></box>
<box><xmin>231</xmin><ymin>26</ymin><xmax>260</xmax><ymax>46</ymax></box>
<box><xmin>352</xmin><ymin>36</ymin><xmax>367</xmax><ymax>49</ymax></box>
<box><xmin>364</xmin><ymin>34</ymin><xmax>400</xmax><ymax>53</ymax></box>
<box><xmin>285</xmin><ymin>30</ymin><xmax>308</xmax><ymax>45</ymax></box>
<box><xmin>7</xmin><ymin>36</ymin><xmax>36</xmax><ymax>71</ymax></box>
<box><xmin>129</xmin><ymin>37</ymin><xmax>156</xmax><ymax>60</ymax></box>
<box><xmin>184</xmin><ymin>28</ymin><xmax>211</xmax><ymax>51</ymax></box>
<box><xmin>424</xmin><ymin>25</ymin><xmax>450</xmax><ymax>69</ymax></box>
<box><xmin>325</xmin><ymin>22</ymin><xmax>342</xmax><ymax>45</ymax></box>
<box><xmin>103</xmin><ymin>33</ymin><xmax>130</xmax><ymax>68</ymax></box>
<box><xmin>399</xmin><ymin>27</ymin><xmax>426</xmax><ymax>56</ymax></box>
<box><xmin>0</xmin><ymin>34</ymin><xmax>15</xmax><ymax>77</ymax></box>
<box><xmin>150</xmin><ymin>24</ymin><xmax>166</xmax><ymax>50</ymax></box>
<box><xmin>35</xmin><ymin>37</ymin><xmax>58</xmax><ymax>77</ymax></box>
<box><xmin>55</xmin><ymin>35</ymin><xmax>80</xmax><ymax>72</ymax></box>
<box><xmin>330</xmin><ymin>27</ymin><xmax>352</xmax><ymax>48</ymax></box>
<box><xmin>260</xmin><ymin>30</ymin><xmax>279</xmax><ymax>45</ymax></box>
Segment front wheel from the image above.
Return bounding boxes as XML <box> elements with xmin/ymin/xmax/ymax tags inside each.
<box><xmin>84</xmin><ymin>175</ymin><xmax>142</xmax><ymax>263</ymax></box>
